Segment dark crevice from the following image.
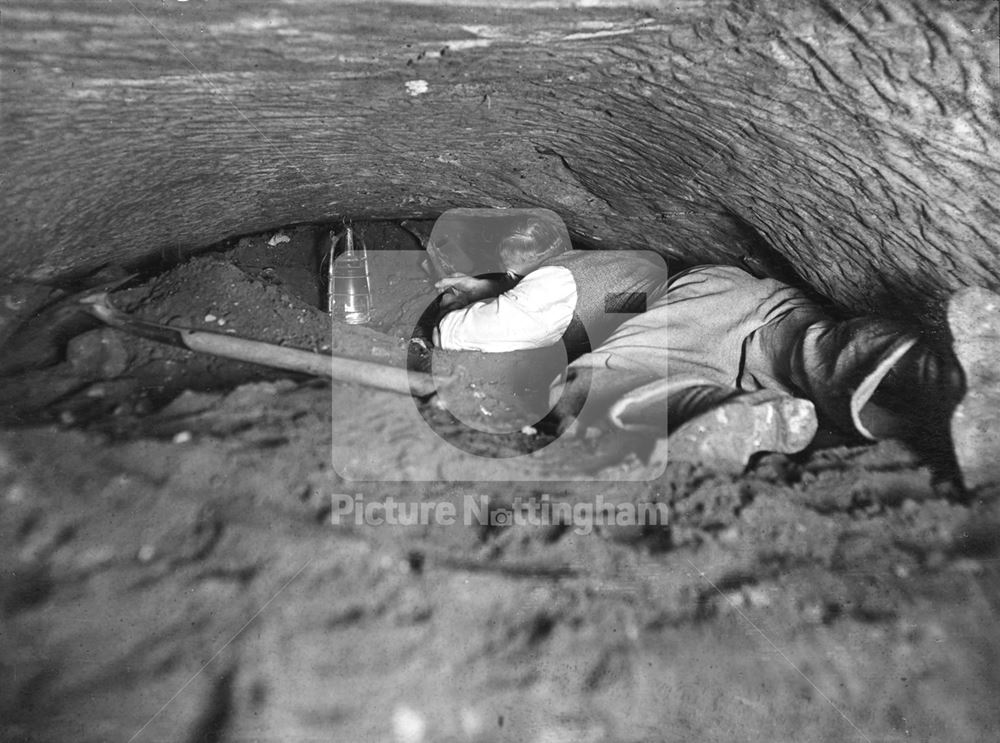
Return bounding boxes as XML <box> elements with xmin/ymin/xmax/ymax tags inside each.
<box><xmin>184</xmin><ymin>666</ymin><xmax>236</xmax><ymax>743</ymax></box>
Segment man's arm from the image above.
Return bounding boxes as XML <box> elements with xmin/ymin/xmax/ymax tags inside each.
<box><xmin>434</xmin><ymin>266</ymin><xmax>578</xmax><ymax>352</ymax></box>
<box><xmin>435</xmin><ymin>273</ymin><xmax>514</xmax><ymax>311</ymax></box>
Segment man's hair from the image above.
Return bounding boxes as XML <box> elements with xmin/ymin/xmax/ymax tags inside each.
<box><xmin>498</xmin><ymin>219</ymin><xmax>569</xmax><ymax>272</ymax></box>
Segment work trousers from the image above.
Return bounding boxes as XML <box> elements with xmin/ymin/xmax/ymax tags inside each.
<box><xmin>555</xmin><ymin>265</ymin><xmax>930</xmax><ymax>439</ymax></box>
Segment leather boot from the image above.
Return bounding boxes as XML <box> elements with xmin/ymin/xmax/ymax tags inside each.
<box><xmin>610</xmin><ymin>383</ymin><xmax>818</xmax><ymax>472</ymax></box>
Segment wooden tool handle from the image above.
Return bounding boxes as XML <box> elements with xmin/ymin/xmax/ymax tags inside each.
<box><xmin>181</xmin><ymin>330</ymin><xmax>435</xmax><ymax>397</ymax></box>
<box><xmin>81</xmin><ymin>293</ymin><xmax>440</xmax><ymax>398</ymax></box>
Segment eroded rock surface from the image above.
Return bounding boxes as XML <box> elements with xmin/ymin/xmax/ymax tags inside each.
<box><xmin>1</xmin><ymin>224</ymin><xmax>999</xmax><ymax>742</ymax></box>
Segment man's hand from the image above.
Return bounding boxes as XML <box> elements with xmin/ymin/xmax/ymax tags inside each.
<box><xmin>435</xmin><ymin>273</ymin><xmax>511</xmax><ymax>310</ymax></box>
<box><xmin>435</xmin><ymin>273</ymin><xmax>492</xmax><ymax>296</ymax></box>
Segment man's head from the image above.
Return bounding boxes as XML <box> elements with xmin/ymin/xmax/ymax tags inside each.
<box><xmin>498</xmin><ymin>219</ymin><xmax>569</xmax><ymax>276</ymax></box>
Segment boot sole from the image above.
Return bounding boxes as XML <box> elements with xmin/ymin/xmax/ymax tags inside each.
<box><xmin>664</xmin><ymin>391</ymin><xmax>817</xmax><ymax>473</ymax></box>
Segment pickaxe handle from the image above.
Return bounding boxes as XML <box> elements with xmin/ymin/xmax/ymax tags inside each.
<box><xmin>80</xmin><ymin>293</ymin><xmax>439</xmax><ymax>398</ymax></box>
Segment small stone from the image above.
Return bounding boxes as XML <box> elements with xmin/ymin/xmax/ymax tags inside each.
<box><xmin>717</xmin><ymin>525</ymin><xmax>741</xmax><ymax>544</ymax></box>
<box><xmin>66</xmin><ymin>328</ymin><xmax>130</xmax><ymax>378</ymax></box>
<box><xmin>75</xmin><ymin>545</ymin><xmax>115</xmax><ymax>571</ymax></box>
<box><xmin>137</xmin><ymin>544</ymin><xmax>156</xmax><ymax>563</ymax></box>
<box><xmin>392</xmin><ymin>705</ymin><xmax>427</xmax><ymax>743</ymax></box>
<box><xmin>801</xmin><ymin>601</ymin><xmax>825</xmax><ymax>624</ymax></box>
<box><xmin>204</xmin><ymin>314</ymin><xmax>218</xmax><ymax>323</ymax></box>
<box><xmin>172</xmin><ymin>431</ymin><xmax>192</xmax><ymax>444</ymax></box>
<box><xmin>722</xmin><ymin>590</ymin><xmax>745</xmax><ymax>610</ymax></box>
<box><xmin>744</xmin><ymin>586</ymin><xmax>772</xmax><ymax>607</ymax></box>
<box><xmin>404</xmin><ymin>79</ymin><xmax>429</xmax><ymax>97</ymax></box>
<box><xmin>217</xmin><ymin>318</ymin><xmax>226</xmax><ymax>326</ymax></box>
<box><xmin>4</xmin><ymin>482</ymin><xmax>29</xmax><ymax>503</ymax></box>
<box><xmin>460</xmin><ymin>708</ymin><xmax>483</xmax><ymax>737</ymax></box>
<box><xmin>901</xmin><ymin>498</ymin><xmax>920</xmax><ymax>514</ymax></box>
<box><xmin>520</xmin><ymin>425</ymin><xmax>537</xmax><ymax>436</ymax></box>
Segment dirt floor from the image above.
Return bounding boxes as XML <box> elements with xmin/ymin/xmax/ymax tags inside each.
<box><xmin>2</xmin><ymin>222</ymin><xmax>999</xmax><ymax>742</ymax></box>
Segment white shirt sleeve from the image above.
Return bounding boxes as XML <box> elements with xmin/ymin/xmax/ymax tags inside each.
<box><xmin>434</xmin><ymin>266</ymin><xmax>578</xmax><ymax>352</ymax></box>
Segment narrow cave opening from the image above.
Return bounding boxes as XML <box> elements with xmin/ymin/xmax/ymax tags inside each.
<box><xmin>0</xmin><ymin>208</ymin><xmax>972</xmax><ymax>486</ymax></box>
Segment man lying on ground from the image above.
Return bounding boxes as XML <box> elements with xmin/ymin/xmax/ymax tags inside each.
<box><xmin>428</xmin><ymin>219</ymin><xmax>1000</xmax><ymax>490</ymax></box>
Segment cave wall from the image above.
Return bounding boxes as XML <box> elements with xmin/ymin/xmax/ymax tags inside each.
<box><xmin>2</xmin><ymin>0</ymin><xmax>998</xmax><ymax>321</ymax></box>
